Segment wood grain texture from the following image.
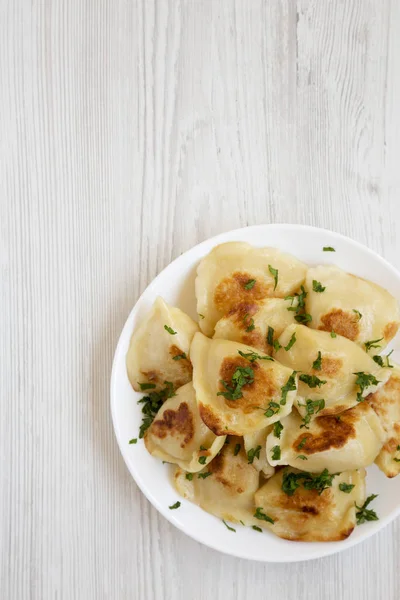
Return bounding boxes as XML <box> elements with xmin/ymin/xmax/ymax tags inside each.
<box><xmin>1</xmin><ymin>0</ymin><xmax>400</xmax><ymax>598</ymax></box>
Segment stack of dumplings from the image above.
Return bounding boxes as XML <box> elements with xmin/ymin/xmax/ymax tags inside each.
<box><xmin>126</xmin><ymin>242</ymin><xmax>400</xmax><ymax>542</ymax></box>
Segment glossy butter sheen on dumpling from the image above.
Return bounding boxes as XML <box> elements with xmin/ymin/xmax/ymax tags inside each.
<box><xmin>173</xmin><ymin>436</ymin><xmax>260</xmax><ymax>525</ymax></box>
<box><xmin>266</xmin><ymin>403</ymin><xmax>385</xmax><ymax>473</ymax></box>
<box><xmin>213</xmin><ymin>298</ymin><xmax>296</xmax><ymax>354</ymax></box>
<box><xmin>275</xmin><ymin>324</ymin><xmax>390</xmax><ymax>416</ymax></box>
<box><xmin>144</xmin><ymin>382</ymin><xmax>226</xmax><ymax>472</ymax></box>
<box><xmin>195</xmin><ymin>242</ymin><xmax>307</xmax><ymax>336</ymax></box>
<box><xmin>243</xmin><ymin>426</ymin><xmax>275</xmax><ymax>478</ymax></box>
<box><xmin>126</xmin><ymin>296</ymin><xmax>199</xmax><ymax>392</ymax></box>
<box><xmin>191</xmin><ymin>333</ymin><xmax>298</xmax><ymax>436</ymax></box>
<box><xmin>367</xmin><ymin>363</ymin><xmax>400</xmax><ymax>477</ymax></box>
<box><xmin>254</xmin><ymin>468</ymin><xmax>366</xmax><ymax>542</ymax></box>
<box><xmin>304</xmin><ymin>265</ymin><xmax>400</xmax><ymax>350</ymax></box>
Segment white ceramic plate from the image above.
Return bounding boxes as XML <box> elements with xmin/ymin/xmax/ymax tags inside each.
<box><xmin>111</xmin><ymin>224</ymin><xmax>400</xmax><ymax>562</ymax></box>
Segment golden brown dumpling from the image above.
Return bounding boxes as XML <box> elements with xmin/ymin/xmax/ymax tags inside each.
<box><xmin>173</xmin><ymin>436</ymin><xmax>259</xmax><ymax>525</ymax></box>
<box><xmin>126</xmin><ymin>297</ymin><xmax>199</xmax><ymax>392</ymax></box>
<box><xmin>304</xmin><ymin>265</ymin><xmax>400</xmax><ymax>350</ymax></box>
<box><xmin>144</xmin><ymin>382</ymin><xmax>226</xmax><ymax>472</ymax></box>
<box><xmin>275</xmin><ymin>324</ymin><xmax>390</xmax><ymax>416</ymax></box>
<box><xmin>213</xmin><ymin>298</ymin><xmax>296</xmax><ymax>354</ymax></box>
<box><xmin>195</xmin><ymin>242</ymin><xmax>307</xmax><ymax>336</ymax></box>
<box><xmin>191</xmin><ymin>333</ymin><xmax>298</xmax><ymax>436</ymax></box>
<box><xmin>367</xmin><ymin>364</ymin><xmax>400</xmax><ymax>477</ymax></box>
<box><xmin>254</xmin><ymin>468</ymin><xmax>366</xmax><ymax>542</ymax></box>
<box><xmin>266</xmin><ymin>403</ymin><xmax>385</xmax><ymax>473</ymax></box>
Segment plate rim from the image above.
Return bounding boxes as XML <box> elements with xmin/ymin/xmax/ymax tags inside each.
<box><xmin>110</xmin><ymin>223</ymin><xmax>400</xmax><ymax>562</ymax></box>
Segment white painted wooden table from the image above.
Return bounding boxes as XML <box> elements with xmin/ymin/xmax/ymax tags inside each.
<box><xmin>2</xmin><ymin>1</ymin><xmax>400</xmax><ymax>598</ymax></box>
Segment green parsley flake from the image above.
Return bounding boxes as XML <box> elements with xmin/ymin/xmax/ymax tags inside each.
<box><xmin>284</xmin><ymin>332</ymin><xmax>297</xmax><ymax>351</ymax></box>
<box><xmin>129</xmin><ymin>438</ymin><xmax>137</xmax><ymax>444</ymax></box>
<box><xmin>138</xmin><ymin>381</ymin><xmax>176</xmax><ymax>438</ymax></box>
<box><xmin>373</xmin><ymin>350</ymin><xmax>394</xmax><ymax>369</ymax></box>
<box><xmin>271</xmin><ymin>445</ymin><xmax>281</xmax><ymax>460</ymax></box>
<box><xmin>339</xmin><ymin>482</ymin><xmax>355</xmax><ymax>493</ymax></box>
<box><xmin>234</xmin><ymin>443</ymin><xmax>241</xmax><ymax>456</ymax></box>
<box><xmin>282</xmin><ymin>468</ymin><xmax>337</xmax><ymax>496</ymax></box>
<box><xmin>198</xmin><ymin>456</ymin><xmax>207</xmax><ymax>465</ymax></box>
<box><xmin>218</xmin><ymin>366</ymin><xmax>255</xmax><ymax>400</ymax></box>
<box><xmin>294</xmin><ymin>313</ymin><xmax>312</xmax><ymax>324</ymax></box>
<box><xmin>312</xmin><ymin>280</ymin><xmax>326</xmax><ymax>293</ymax></box>
<box><xmin>353</xmin><ymin>309</ymin><xmax>362</xmax><ymax>321</ymax></box>
<box><xmin>353</xmin><ymin>372</ymin><xmax>380</xmax><ymax>402</ymax></box>
<box><xmin>273</xmin><ymin>421</ymin><xmax>283</xmax><ymax>439</ymax></box>
<box><xmin>172</xmin><ymin>352</ymin><xmax>187</xmax><ymax>361</ymax></box>
<box><xmin>169</xmin><ymin>501</ymin><xmax>181</xmax><ymax>510</ymax></box>
<box><xmin>364</xmin><ymin>337</ymin><xmax>384</xmax><ymax>352</ymax></box>
<box><xmin>355</xmin><ymin>494</ymin><xmax>379</xmax><ymax>525</ymax></box>
<box><xmin>280</xmin><ymin>372</ymin><xmax>297</xmax><ymax>405</ymax></box>
<box><xmin>268</xmin><ymin>265</ymin><xmax>279</xmax><ymax>290</ymax></box>
<box><xmin>312</xmin><ymin>351</ymin><xmax>322</xmax><ymax>371</ymax></box>
<box><xmin>254</xmin><ymin>507</ymin><xmax>274</xmax><ymax>524</ymax></box>
<box><xmin>238</xmin><ymin>350</ymin><xmax>274</xmax><ymax>362</ymax></box>
<box><xmin>267</xmin><ymin>326</ymin><xmax>274</xmax><ymax>346</ymax></box>
<box><xmin>297</xmin><ymin>437</ymin><xmax>308</xmax><ymax>450</ymax></box>
<box><xmin>323</xmin><ymin>246</ymin><xmax>335</xmax><ymax>252</ymax></box>
<box><xmin>243</xmin><ymin>313</ymin><xmax>255</xmax><ymax>332</ymax></box>
<box><xmin>264</xmin><ymin>401</ymin><xmax>280</xmax><ymax>418</ymax></box>
<box><xmin>299</xmin><ymin>398</ymin><xmax>325</xmax><ymax>429</ymax></box>
<box><xmin>247</xmin><ymin>445</ymin><xmax>262</xmax><ymax>464</ymax></box>
<box><xmin>244</xmin><ymin>278</ymin><xmax>256</xmax><ymax>290</ymax></box>
<box><xmin>252</xmin><ymin>525</ymin><xmax>262</xmax><ymax>532</ymax></box>
<box><xmin>299</xmin><ymin>374</ymin><xmax>327</xmax><ymax>388</ymax></box>
<box><xmin>297</xmin><ymin>455</ymin><xmax>307</xmax><ymax>460</ymax></box>
<box><xmin>198</xmin><ymin>472</ymin><xmax>212</xmax><ymax>479</ymax></box>
<box><xmin>198</xmin><ymin>313</ymin><xmax>205</xmax><ymax>319</ymax></box>
<box><xmin>138</xmin><ymin>382</ymin><xmax>157</xmax><ymax>391</ymax></box>
<box><xmin>330</xmin><ymin>331</ymin><xmax>337</xmax><ymax>338</ymax></box>
<box><xmin>164</xmin><ymin>325</ymin><xmax>177</xmax><ymax>335</ymax></box>
<box><xmin>222</xmin><ymin>520</ymin><xmax>236</xmax><ymax>532</ymax></box>
<box><xmin>185</xmin><ymin>473</ymin><xmax>193</xmax><ymax>481</ymax></box>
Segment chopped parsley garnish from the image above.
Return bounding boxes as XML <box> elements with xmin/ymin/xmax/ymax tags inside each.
<box><xmin>353</xmin><ymin>372</ymin><xmax>380</xmax><ymax>402</ymax></box>
<box><xmin>234</xmin><ymin>443</ymin><xmax>241</xmax><ymax>456</ymax></box>
<box><xmin>297</xmin><ymin>455</ymin><xmax>307</xmax><ymax>460</ymax></box>
<box><xmin>364</xmin><ymin>337</ymin><xmax>384</xmax><ymax>352</ymax></box>
<box><xmin>312</xmin><ymin>280</ymin><xmax>326</xmax><ymax>293</ymax></box>
<box><xmin>355</xmin><ymin>494</ymin><xmax>379</xmax><ymax>525</ymax></box>
<box><xmin>252</xmin><ymin>525</ymin><xmax>262</xmax><ymax>532</ymax></box>
<box><xmin>222</xmin><ymin>520</ymin><xmax>236</xmax><ymax>532</ymax></box>
<box><xmin>268</xmin><ymin>265</ymin><xmax>279</xmax><ymax>290</ymax></box>
<box><xmin>373</xmin><ymin>350</ymin><xmax>394</xmax><ymax>368</ymax></box>
<box><xmin>271</xmin><ymin>445</ymin><xmax>281</xmax><ymax>460</ymax></box>
<box><xmin>138</xmin><ymin>382</ymin><xmax>157</xmax><ymax>391</ymax></box>
<box><xmin>138</xmin><ymin>381</ymin><xmax>176</xmax><ymax>438</ymax></box>
<box><xmin>353</xmin><ymin>309</ymin><xmax>362</xmax><ymax>321</ymax></box>
<box><xmin>243</xmin><ymin>313</ymin><xmax>255</xmax><ymax>332</ymax></box>
<box><xmin>280</xmin><ymin>371</ymin><xmax>297</xmax><ymax>405</ymax></box>
<box><xmin>244</xmin><ymin>278</ymin><xmax>256</xmax><ymax>290</ymax></box>
<box><xmin>172</xmin><ymin>352</ymin><xmax>187</xmax><ymax>361</ymax></box>
<box><xmin>247</xmin><ymin>445</ymin><xmax>262</xmax><ymax>464</ymax></box>
<box><xmin>198</xmin><ymin>313</ymin><xmax>205</xmax><ymax>319</ymax></box>
<box><xmin>238</xmin><ymin>350</ymin><xmax>274</xmax><ymax>362</ymax></box>
<box><xmin>218</xmin><ymin>366</ymin><xmax>255</xmax><ymax>400</ymax></box>
<box><xmin>312</xmin><ymin>351</ymin><xmax>322</xmax><ymax>370</ymax></box>
<box><xmin>273</xmin><ymin>421</ymin><xmax>283</xmax><ymax>438</ymax></box>
<box><xmin>185</xmin><ymin>473</ymin><xmax>193</xmax><ymax>481</ymax></box>
<box><xmin>330</xmin><ymin>331</ymin><xmax>337</xmax><ymax>338</ymax></box>
<box><xmin>297</xmin><ymin>436</ymin><xmax>308</xmax><ymax>450</ymax></box>
<box><xmin>282</xmin><ymin>469</ymin><xmax>338</xmax><ymax>496</ymax></box>
<box><xmin>164</xmin><ymin>325</ymin><xmax>177</xmax><ymax>335</ymax></box>
<box><xmin>299</xmin><ymin>374</ymin><xmax>327</xmax><ymax>388</ymax></box>
<box><xmin>198</xmin><ymin>472</ymin><xmax>212</xmax><ymax>479</ymax></box>
<box><xmin>294</xmin><ymin>313</ymin><xmax>312</xmax><ymax>324</ymax></box>
<box><xmin>323</xmin><ymin>246</ymin><xmax>335</xmax><ymax>252</ymax></box>
<box><xmin>265</xmin><ymin>401</ymin><xmax>280</xmax><ymax>418</ymax></box>
<box><xmin>299</xmin><ymin>398</ymin><xmax>325</xmax><ymax>429</ymax></box>
<box><xmin>267</xmin><ymin>326</ymin><xmax>274</xmax><ymax>346</ymax></box>
<box><xmin>393</xmin><ymin>445</ymin><xmax>400</xmax><ymax>462</ymax></box>
<box><xmin>339</xmin><ymin>482</ymin><xmax>355</xmax><ymax>493</ymax></box>
<box><xmin>284</xmin><ymin>332</ymin><xmax>297</xmax><ymax>351</ymax></box>
<box><xmin>285</xmin><ymin>286</ymin><xmax>308</xmax><ymax>315</ymax></box>
<box><xmin>239</xmin><ymin>520</ymin><xmax>245</xmax><ymax>526</ymax></box>
<box><xmin>169</xmin><ymin>501</ymin><xmax>181</xmax><ymax>509</ymax></box>
<box><xmin>273</xmin><ymin>339</ymin><xmax>282</xmax><ymax>352</ymax></box>
<box><xmin>129</xmin><ymin>438</ymin><xmax>137</xmax><ymax>444</ymax></box>
<box><xmin>199</xmin><ymin>445</ymin><xmax>207</xmax><ymax>451</ymax></box>
<box><xmin>198</xmin><ymin>456</ymin><xmax>207</xmax><ymax>465</ymax></box>
<box><xmin>254</xmin><ymin>508</ymin><xmax>274</xmax><ymax>524</ymax></box>
<box><xmin>335</xmin><ymin>415</ymin><xmax>341</xmax><ymax>422</ymax></box>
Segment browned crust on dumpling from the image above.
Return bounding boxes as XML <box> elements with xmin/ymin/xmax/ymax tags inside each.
<box><xmin>383</xmin><ymin>321</ymin><xmax>399</xmax><ymax>342</ymax></box>
<box><xmin>219</xmin><ymin>357</ymin><xmax>278</xmax><ymax>412</ymax></box>
<box><xmin>292</xmin><ymin>413</ymin><xmax>356</xmax><ymax>454</ymax></box>
<box><xmin>168</xmin><ymin>344</ymin><xmax>193</xmax><ymax>379</ymax></box>
<box><xmin>316</xmin><ymin>356</ymin><xmax>343</xmax><ymax>377</ymax></box>
<box><xmin>199</xmin><ymin>403</ymin><xmax>234</xmax><ymax>436</ymax></box>
<box><xmin>367</xmin><ymin>373</ymin><xmax>400</xmax><ymax>419</ymax></box>
<box><xmin>225</xmin><ymin>302</ymin><xmax>271</xmax><ymax>353</ymax></box>
<box><xmin>150</xmin><ymin>402</ymin><xmax>194</xmax><ymax>447</ymax></box>
<box><xmin>318</xmin><ymin>308</ymin><xmax>360</xmax><ymax>341</ymax></box>
<box><xmin>140</xmin><ymin>369</ymin><xmax>162</xmax><ymax>384</ymax></box>
<box><xmin>214</xmin><ymin>272</ymin><xmax>271</xmax><ymax>315</ymax></box>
